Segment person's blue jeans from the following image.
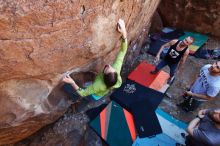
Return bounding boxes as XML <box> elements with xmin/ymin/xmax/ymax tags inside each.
<box><xmin>155</xmin><ymin>60</ymin><xmax>178</xmax><ymax>77</ymax></box>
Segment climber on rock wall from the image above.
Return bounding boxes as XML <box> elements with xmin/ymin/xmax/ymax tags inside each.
<box><xmin>62</xmin><ymin>18</ymin><xmax>128</xmax><ymax>101</ymax></box>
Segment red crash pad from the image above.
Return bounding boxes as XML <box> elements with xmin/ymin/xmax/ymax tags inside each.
<box><xmin>128</xmin><ymin>62</ymin><xmax>169</xmax><ymax>91</ymax></box>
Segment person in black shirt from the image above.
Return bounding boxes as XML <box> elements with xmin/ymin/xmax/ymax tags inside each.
<box><xmin>151</xmin><ymin>36</ymin><xmax>194</xmax><ymax>84</ymax></box>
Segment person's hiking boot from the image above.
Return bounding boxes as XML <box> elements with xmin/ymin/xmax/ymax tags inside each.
<box><xmin>167</xmin><ymin>76</ymin><xmax>175</xmax><ymax>85</ymax></box>
<box><xmin>150</xmin><ymin>70</ymin><xmax>159</xmax><ymax>74</ymax></box>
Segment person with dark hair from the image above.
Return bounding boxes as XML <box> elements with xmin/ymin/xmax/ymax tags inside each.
<box><xmin>62</xmin><ymin>19</ymin><xmax>128</xmax><ymax>101</ymax></box>
<box><xmin>178</xmin><ymin>61</ymin><xmax>220</xmax><ymax>112</ymax></box>
<box><xmin>186</xmin><ymin>108</ymin><xmax>220</xmax><ymax>146</ymax></box>
<box><xmin>150</xmin><ymin>36</ymin><xmax>194</xmax><ymax>84</ymax></box>
<box><xmin>103</xmin><ymin>65</ymin><xmax>118</xmax><ymax>88</ymax></box>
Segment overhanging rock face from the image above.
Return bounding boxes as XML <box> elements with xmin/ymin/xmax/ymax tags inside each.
<box><xmin>158</xmin><ymin>0</ymin><xmax>220</xmax><ymax>37</ymax></box>
<box><xmin>0</xmin><ymin>0</ymin><xmax>160</xmax><ymax>144</ymax></box>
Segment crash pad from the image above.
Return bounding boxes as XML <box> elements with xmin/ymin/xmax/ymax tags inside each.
<box><xmin>132</xmin><ymin>108</ymin><xmax>188</xmax><ymax>146</ymax></box>
<box><xmin>179</xmin><ymin>31</ymin><xmax>208</xmax><ymax>54</ymax></box>
<box><xmin>130</xmin><ymin>100</ymin><xmax>162</xmax><ymax>138</ymax></box>
<box><xmin>111</xmin><ymin>79</ymin><xmax>164</xmax><ymax>112</ymax></box>
<box><xmin>128</xmin><ymin>62</ymin><xmax>169</xmax><ymax>91</ymax></box>
<box><xmin>89</xmin><ymin>101</ymin><xmax>136</xmax><ymax>146</ymax></box>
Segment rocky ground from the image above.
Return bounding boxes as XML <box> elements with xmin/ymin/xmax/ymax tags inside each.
<box><xmin>14</xmin><ymin>36</ymin><xmax>220</xmax><ymax>146</ymax></box>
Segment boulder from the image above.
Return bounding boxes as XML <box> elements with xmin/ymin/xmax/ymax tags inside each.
<box><xmin>0</xmin><ymin>0</ymin><xmax>160</xmax><ymax>144</ymax></box>
<box><xmin>158</xmin><ymin>0</ymin><xmax>220</xmax><ymax>37</ymax></box>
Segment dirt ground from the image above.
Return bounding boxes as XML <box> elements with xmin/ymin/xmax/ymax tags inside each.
<box><xmin>15</xmin><ymin>36</ymin><xmax>220</xmax><ymax>146</ymax></box>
